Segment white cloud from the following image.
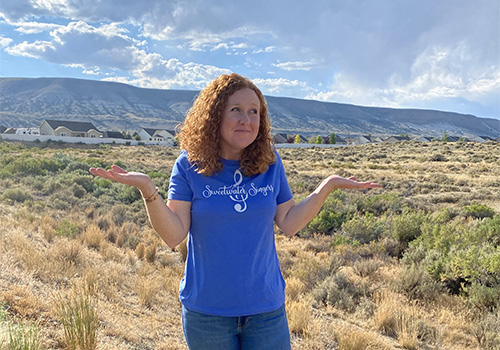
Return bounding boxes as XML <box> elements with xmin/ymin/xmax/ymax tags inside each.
<box><xmin>82</xmin><ymin>68</ymin><xmax>100</xmax><ymax>75</ymax></box>
<box><xmin>4</xmin><ymin>20</ymin><xmax>232</xmax><ymax>89</ymax></box>
<box><xmin>12</xmin><ymin>21</ymin><xmax>62</xmax><ymax>34</ymax></box>
<box><xmin>253</xmin><ymin>46</ymin><xmax>275</xmax><ymax>54</ymax></box>
<box><xmin>252</xmin><ymin>77</ymin><xmax>315</xmax><ymax>96</ymax></box>
<box><xmin>0</xmin><ymin>36</ymin><xmax>13</xmax><ymax>48</ymax></box>
<box><xmin>103</xmin><ymin>62</ymin><xmax>231</xmax><ymax>90</ymax></box>
<box><xmin>272</xmin><ymin>60</ymin><xmax>320</xmax><ymax>72</ymax></box>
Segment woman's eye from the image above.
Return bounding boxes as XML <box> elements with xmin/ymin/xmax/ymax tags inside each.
<box><xmin>231</xmin><ymin>107</ymin><xmax>240</xmax><ymax>112</ymax></box>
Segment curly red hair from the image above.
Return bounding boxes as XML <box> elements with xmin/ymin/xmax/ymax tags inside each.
<box><xmin>178</xmin><ymin>73</ymin><xmax>275</xmax><ymax>176</ymax></box>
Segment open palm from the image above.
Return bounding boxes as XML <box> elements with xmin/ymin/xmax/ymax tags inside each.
<box><xmin>89</xmin><ymin>165</ymin><xmax>153</xmax><ymax>191</ymax></box>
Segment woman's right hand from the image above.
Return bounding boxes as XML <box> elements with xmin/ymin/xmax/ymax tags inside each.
<box><xmin>89</xmin><ymin>165</ymin><xmax>156</xmax><ymax>196</ymax></box>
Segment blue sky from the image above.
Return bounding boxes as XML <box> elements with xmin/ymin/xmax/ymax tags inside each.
<box><xmin>0</xmin><ymin>0</ymin><xmax>499</xmax><ymax>120</ymax></box>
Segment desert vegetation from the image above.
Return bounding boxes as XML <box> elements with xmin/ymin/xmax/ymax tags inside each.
<box><xmin>0</xmin><ymin>139</ymin><xmax>499</xmax><ymax>349</ymax></box>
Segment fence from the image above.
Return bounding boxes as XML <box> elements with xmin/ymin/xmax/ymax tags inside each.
<box><xmin>0</xmin><ymin>133</ymin><xmax>173</xmax><ymax>146</ymax></box>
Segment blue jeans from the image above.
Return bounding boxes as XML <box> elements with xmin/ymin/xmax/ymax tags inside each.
<box><xmin>181</xmin><ymin>304</ymin><xmax>291</xmax><ymax>350</ymax></box>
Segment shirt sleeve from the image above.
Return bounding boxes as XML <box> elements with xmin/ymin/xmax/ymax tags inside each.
<box><xmin>275</xmin><ymin>152</ymin><xmax>293</xmax><ymax>205</ymax></box>
<box><xmin>168</xmin><ymin>151</ymin><xmax>193</xmax><ymax>202</ymax></box>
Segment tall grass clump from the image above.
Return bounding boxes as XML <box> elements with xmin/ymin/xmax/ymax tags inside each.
<box><xmin>55</xmin><ymin>285</ymin><xmax>98</xmax><ymax>350</ymax></box>
<box><xmin>0</xmin><ymin>303</ymin><xmax>44</xmax><ymax>350</ymax></box>
<box><xmin>335</xmin><ymin>326</ymin><xmax>388</xmax><ymax>350</ymax></box>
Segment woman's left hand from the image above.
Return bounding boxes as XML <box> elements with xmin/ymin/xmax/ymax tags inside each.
<box><xmin>327</xmin><ymin>175</ymin><xmax>381</xmax><ymax>190</ymax></box>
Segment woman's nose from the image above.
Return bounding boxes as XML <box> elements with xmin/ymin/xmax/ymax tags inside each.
<box><xmin>239</xmin><ymin>112</ymin><xmax>251</xmax><ymax>124</ymax></box>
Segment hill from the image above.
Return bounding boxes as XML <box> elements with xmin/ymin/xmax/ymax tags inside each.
<box><xmin>1</xmin><ymin>77</ymin><xmax>499</xmax><ymax>137</ymax></box>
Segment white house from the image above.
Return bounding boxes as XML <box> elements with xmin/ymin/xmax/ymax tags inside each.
<box><xmin>40</xmin><ymin>119</ymin><xmax>102</xmax><ymax>138</ymax></box>
<box><xmin>136</xmin><ymin>128</ymin><xmax>176</xmax><ymax>145</ymax></box>
<box><xmin>15</xmin><ymin>127</ymin><xmax>40</xmax><ymax>135</ymax></box>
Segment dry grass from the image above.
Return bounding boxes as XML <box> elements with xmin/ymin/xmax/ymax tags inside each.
<box><xmin>0</xmin><ymin>141</ymin><xmax>499</xmax><ymax>349</ymax></box>
<box><xmin>336</xmin><ymin>326</ymin><xmax>390</xmax><ymax>350</ymax></box>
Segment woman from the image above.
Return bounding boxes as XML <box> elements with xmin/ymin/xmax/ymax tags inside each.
<box><xmin>90</xmin><ymin>73</ymin><xmax>380</xmax><ymax>349</ymax></box>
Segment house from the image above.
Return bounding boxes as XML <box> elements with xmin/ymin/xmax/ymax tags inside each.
<box><xmin>384</xmin><ymin>136</ymin><xmax>411</xmax><ymax>143</ymax></box>
<box><xmin>40</xmin><ymin>119</ymin><xmax>102</xmax><ymax>138</ymax></box>
<box><xmin>3</xmin><ymin>128</ymin><xmax>16</xmax><ymax>134</ymax></box>
<box><xmin>272</xmin><ymin>133</ymin><xmax>290</xmax><ymax>144</ymax></box>
<box><xmin>103</xmin><ymin>131</ymin><xmax>124</xmax><ymax>139</ymax></box>
<box><xmin>468</xmin><ymin>135</ymin><xmax>496</xmax><ymax>143</ymax></box>
<box><xmin>272</xmin><ymin>133</ymin><xmax>308</xmax><ymax>143</ymax></box>
<box><xmin>135</xmin><ymin>128</ymin><xmax>176</xmax><ymax>144</ymax></box>
<box><xmin>414</xmin><ymin>136</ymin><xmax>434</xmax><ymax>142</ymax></box>
<box><xmin>15</xmin><ymin>127</ymin><xmax>40</xmax><ymax>135</ymax></box>
<box><xmin>445</xmin><ymin>136</ymin><xmax>460</xmax><ymax>142</ymax></box>
<box><xmin>333</xmin><ymin>136</ymin><xmax>347</xmax><ymax>145</ymax></box>
<box><xmin>347</xmin><ymin>135</ymin><xmax>373</xmax><ymax>145</ymax></box>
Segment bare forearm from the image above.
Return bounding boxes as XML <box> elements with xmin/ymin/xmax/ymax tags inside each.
<box><xmin>276</xmin><ymin>175</ymin><xmax>381</xmax><ymax>236</ymax></box>
<box><xmin>89</xmin><ymin>166</ymin><xmax>189</xmax><ymax>248</ymax></box>
<box><xmin>277</xmin><ymin>177</ymin><xmax>334</xmax><ymax>236</ymax></box>
<box><xmin>140</xmin><ymin>187</ymin><xmax>189</xmax><ymax>248</ymax></box>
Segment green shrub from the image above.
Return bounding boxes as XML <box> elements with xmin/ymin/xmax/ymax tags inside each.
<box><xmin>93</xmin><ymin>178</ymin><xmax>112</xmax><ymax>189</ymax></box>
<box><xmin>84</xmin><ymin>158</ymin><xmax>107</xmax><ymax>168</ymax></box>
<box><xmin>0</xmin><ymin>156</ymin><xmax>64</xmax><ymax>178</ymax></box>
<box><xmin>359</xmin><ymin>192</ymin><xmax>403</xmax><ymax>216</ymax></box>
<box><xmin>55</xmin><ymin>219</ymin><xmax>80</xmax><ymax>238</ymax></box>
<box><xmin>341</xmin><ymin>213</ymin><xmax>384</xmax><ymax>244</ymax></box>
<box><xmin>403</xmin><ymin>212</ymin><xmax>500</xmax><ymax>306</ymax></box>
<box><xmin>462</xmin><ymin>203</ymin><xmax>496</xmax><ymax>219</ymax></box>
<box><xmin>73</xmin><ymin>175</ymin><xmax>95</xmax><ymax>193</ymax></box>
<box><xmin>147</xmin><ymin>170</ymin><xmax>169</xmax><ymax>179</ymax></box>
<box><xmin>473</xmin><ymin>215</ymin><xmax>500</xmax><ymax>246</ymax></box>
<box><xmin>1</xmin><ymin>188</ymin><xmax>33</xmax><ymax>203</ymax></box>
<box><xmin>301</xmin><ymin>191</ymin><xmax>356</xmax><ymax>237</ymax></box>
<box><xmin>312</xmin><ymin>271</ymin><xmax>369</xmax><ymax>312</ymax></box>
<box><xmin>393</xmin><ymin>264</ymin><xmax>443</xmax><ymax>301</ymax></box>
<box><xmin>118</xmin><ymin>185</ymin><xmax>141</xmax><ymax>204</ymax></box>
<box><xmin>352</xmin><ymin>258</ymin><xmax>383</xmax><ymax>277</ymax></box>
<box><xmin>470</xmin><ymin>311</ymin><xmax>500</xmax><ymax>348</ymax></box>
<box><xmin>463</xmin><ymin>283</ymin><xmax>500</xmax><ymax>311</ymax></box>
<box><xmin>391</xmin><ymin>208</ymin><xmax>427</xmax><ymax>246</ymax></box>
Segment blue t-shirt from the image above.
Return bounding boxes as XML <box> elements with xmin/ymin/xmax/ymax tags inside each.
<box><xmin>168</xmin><ymin>150</ymin><xmax>293</xmax><ymax>316</ymax></box>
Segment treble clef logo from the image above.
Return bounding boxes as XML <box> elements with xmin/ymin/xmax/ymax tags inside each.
<box><xmin>230</xmin><ymin>169</ymin><xmax>248</xmax><ymax>212</ymax></box>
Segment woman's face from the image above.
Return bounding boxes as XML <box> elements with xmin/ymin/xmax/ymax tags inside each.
<box><xmin>219</xmin><ymin>87</ymin><xmax>260</xmax><ymax>160</ymax></box>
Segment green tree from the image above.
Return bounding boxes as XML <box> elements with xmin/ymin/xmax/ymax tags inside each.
<box><xmin>316</xmin><ymin>135</ymin><xmax>323</xmax><ymax>144</ymax></box>
<box><xmin>294</xmin><ymin>134</ymin><xmax>302</xmax><ymax>144</ymax></box>
<box><xmin>442</xmin><ymin>131</ymin><xmax>449</xmax><ymax>142</ymax></box>
<box><xmin>329</xmin><ymin>133</ymin><xmax>336</xmax><ymax>144</ymax></box>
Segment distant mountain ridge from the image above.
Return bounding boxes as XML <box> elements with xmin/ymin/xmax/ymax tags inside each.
<box><xmin>1</xmin><ymin>77</ymin><xmax>499</xmax><ymax>138</ymax></box>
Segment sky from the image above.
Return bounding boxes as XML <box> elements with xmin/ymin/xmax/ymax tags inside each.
<box><xmin>0</xmin><ymin>0</ymin><xmax>499</xmax><ymax>120</ymax></box>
